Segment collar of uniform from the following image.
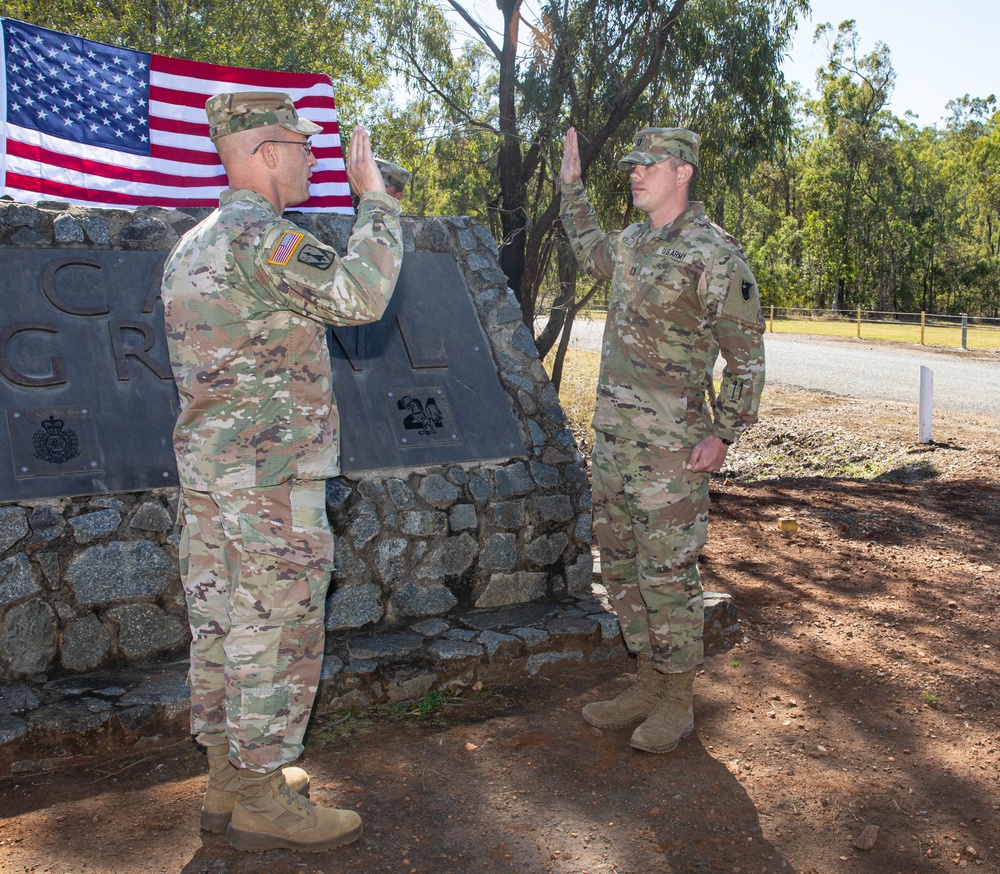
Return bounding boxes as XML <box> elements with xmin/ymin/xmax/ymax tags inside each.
<box><xmin>646</xmin><ymin>201</ymin><xmax>706</xmax><ymax>241</ymax></box>
<box><xmin>219</xmin><ymin>188</ymin><xmax>280</xmax><ymax>216</ymax></box>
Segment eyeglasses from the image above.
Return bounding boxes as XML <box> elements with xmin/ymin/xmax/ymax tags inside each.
<box><xmin>250</xmin><ymin>140</ymin><xmax>313</xmax><ymax>156</ymax></box>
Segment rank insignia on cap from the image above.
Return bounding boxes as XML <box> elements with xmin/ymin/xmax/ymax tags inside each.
<box><xmin>741</xmin><ymin>280</ymin><xmax>754</xmax><ymax>301</ymax></box>
<box><xmin>298</xmin><ymin>245</ymin><xmax>335</xmax><ymax>270</ymax></box>
<box><xmin>268</xmin><ymin>231</ymin><xmax>305</xmax><ymax>266</ymax></box>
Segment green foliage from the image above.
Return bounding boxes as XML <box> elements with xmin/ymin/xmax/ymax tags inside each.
<box><xmin>6</xmin><ymin>3</ymin><xmax>998</xmax><ymax>319</ymax></box>
<box><xmin>741</xmin><ymin>21</ymin><xmax>1000</xmax><ymax>317</ymax></box>
<box><xmin>414</xmin><ymin>689</ymin><xmax>453</xmax><ymax>715</ymax></box>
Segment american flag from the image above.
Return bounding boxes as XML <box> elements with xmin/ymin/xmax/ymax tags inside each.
<box><xmin>0</xmin><ymin>17</ymin><xmax>352</xmax><ymax>212</ymax></box>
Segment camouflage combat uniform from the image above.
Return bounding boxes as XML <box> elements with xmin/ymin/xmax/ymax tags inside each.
<box><xmin>561</xmin><ymin>180</ymin><xmax>765</xmax><ymax>673</ymax></box>
<box><xmin>162</xmin><ymin>187</ymin><xmax>402</xmax><ymax>772</ymax></box>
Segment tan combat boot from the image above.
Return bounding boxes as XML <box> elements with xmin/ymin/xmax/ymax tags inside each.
<box><xmin>226</xmin><ymin>768</ymin><xmax>363</xmax><ymax>852</ymax></box>
<box><xmin>201</xmin><ymin>744</ymin><xmax>311</xmax><ymax>833</ymax></box>
<box><xmin>582</xmin><ymin>653</ymin><xmax>667</xmax><ymax>728</ymax></box>
<box><xmin>629</xmin><ymin>669</ymin><xmax>695</xmax><ymax>753</ymax></box>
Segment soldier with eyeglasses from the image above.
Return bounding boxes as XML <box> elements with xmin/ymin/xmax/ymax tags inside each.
<box><xmin>161</xmin><ymin>91</ymin><xmax>402</xmax><ymax>853</ymax></box>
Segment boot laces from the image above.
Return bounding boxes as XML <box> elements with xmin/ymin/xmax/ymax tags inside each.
<box><xmin>278</xmin><ymin>781</ymin><xmax>313</xmax><ymax>814</ymax></box>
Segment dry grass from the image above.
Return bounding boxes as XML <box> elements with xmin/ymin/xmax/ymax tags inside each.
<box><xmin>768</xmin><ymin>316</ymin><xmax>1000</xmax><ymax>350</ymax></box>
<box><xmin>545</xmin><ymin>347</ymin><xmax>600</xmax><ymax>456</ymax></box>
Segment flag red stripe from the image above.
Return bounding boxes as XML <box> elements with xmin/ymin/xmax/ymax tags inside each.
<box><xmin>146</xmin><ymin>111</ymin><xmax>344</xmax><ymax>144</ymax></box>
<box><xmin>4</xmin><ymin>146</ymin><xmax>347</xmax><ymax>191</ymax></box>
<box><xmin>151</xmin><ymin>55</ymin><xmax>332</xmax><ymax>90</ymax></box>
<box><xmin>147</xmin><ymin>140</ymin><xmax>347</xmax><ymax>174</ymax></box>
<box><xmin>149</xmin><ymin>83</ymin><xmax>340</xmax><ymax>115</ymax></box>
<box><xmin>5</xmin><ymin>172</ymin><xmax>352</xmax><ymax>209</ymax></box>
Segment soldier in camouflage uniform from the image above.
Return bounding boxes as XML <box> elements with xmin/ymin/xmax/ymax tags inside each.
<box><xmin>374</xmin><ymin>158</ymin><xmax>411</xmax><ymax>202</ymax></box>
<box><xmin>161</xmin><ymin>92</ymin><xmax>403</xmax><ymax>851</ymax></box>
<box><xmin>560</xmin><ymin>126</ymin><xmax>765</xmax><ymax>753</ymax></box>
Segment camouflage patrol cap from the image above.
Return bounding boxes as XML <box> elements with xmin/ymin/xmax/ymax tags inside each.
<box><xmin>375</xmin><ymin>158</ymin><xmax>412</xmax><ymax>191</ymax></box>
<box><xmin>617</xmin><ymin>128</ymin><xmax>700</xmax><ymax>172</ymax></box>
<box><xmin>206</xmin><ymin>91</ymin><xmax>323</xmax><ymax>142</ymax></box>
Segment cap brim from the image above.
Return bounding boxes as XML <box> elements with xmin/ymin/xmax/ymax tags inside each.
<box><xmin>280</xmin><ymin>119</ymin><xmax>323</xmax><ymax>137</ymax></box>
<box><xmin>617</xmin><ymin>152</ymin><xmax>660</xmax><ymax>172</ymax></box>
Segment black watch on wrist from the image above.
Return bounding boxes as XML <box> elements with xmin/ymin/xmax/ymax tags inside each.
<box><xmin>717</xmin><ymin>436</ymin><xmax>733</xmax><ymax>446</ymax></box>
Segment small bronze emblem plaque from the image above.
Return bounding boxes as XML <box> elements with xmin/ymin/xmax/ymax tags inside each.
<box><xmin>385</xmin><ymin>387</ymin><xmax>460</xmax><ymax>448</ymax></box>
<box><xmin>8</xmin><ymin>406</ymin><xmax>103</xmax><ymax>478</ymax></box>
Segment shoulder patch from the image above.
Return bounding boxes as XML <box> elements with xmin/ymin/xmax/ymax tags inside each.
<box><xmin>268</xmin><ymin>231</ymin><xmax>305</xmax><ymax>266</ymax></box>
<box><xmin>297</xmin><ymin>245</ymin><xmax>336</xmax><ymax>271</ymax></box>
<box><xmin>721</xmin><ymin>258</ymin><xmax>762</xmax><ymax>326</ymax></box>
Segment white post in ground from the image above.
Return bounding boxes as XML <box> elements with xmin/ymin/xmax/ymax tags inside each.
<box><xmin>919</xmin><ymin>366</ymin><xmax>934</xmax><ymax>443</ymax></box>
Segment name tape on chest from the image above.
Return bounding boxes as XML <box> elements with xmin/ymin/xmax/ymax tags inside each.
<box><xmin>620</xmin><ymin>236</ymin><xmax>689</xmax><ymax>263</ymax></box>
<box><xmin>268</xmin><ymin>231</ymin><xmax>305</xmax><ymax>266</ymax></box>
<box><xmin>656</xmin><ymin>246</ymin><xmax>688</xmax><ymax>261</ymax></box>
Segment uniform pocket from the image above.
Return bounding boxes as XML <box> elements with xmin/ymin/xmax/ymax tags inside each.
<box><xmin>236</xmin><ymin>499</ymin><xmax>334</xmax><ymax>571</ymax></box>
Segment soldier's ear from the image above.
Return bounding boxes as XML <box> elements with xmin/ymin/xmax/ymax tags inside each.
<box><xmin>256</xmin><ymin>142</ymin><xmax>280</xmax><ymax>170</ymax></box>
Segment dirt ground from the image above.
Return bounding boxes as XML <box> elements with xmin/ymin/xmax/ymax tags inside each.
<box><xmin>1</xmin><ymin>385</ymin><xmax>998</xmax><ymax>874</ymax></box>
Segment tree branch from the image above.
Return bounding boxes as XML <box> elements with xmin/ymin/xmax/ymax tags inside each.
<box><xmin>446</xmin><ymin>0</ymin><xmax>502</xmax><ymax>60</ymax></box>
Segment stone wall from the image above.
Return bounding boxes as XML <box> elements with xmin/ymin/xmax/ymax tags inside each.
<box><xmin>0</xmin><ymin>198</ymin><xmax>600</xmax><ymax>704</ymax></box>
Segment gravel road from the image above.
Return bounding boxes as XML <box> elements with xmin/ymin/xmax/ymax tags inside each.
<box><xmin>569</xmin><ymin>319</ymin><xmax>1000</xmax><ymax>420</ymax></box>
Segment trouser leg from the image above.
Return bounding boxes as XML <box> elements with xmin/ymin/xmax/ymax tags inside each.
<box><xmin>223</xmin><ymin>551</ymin><xmax>329</xmax><ymax>771</ymax></box>
<box><xmin>180</xmin><ymin>481</ymin><xmax>333</xmax><ymax>771</ymax></box>
<box><xmin>591</xmin><ymin>433</ymin><xmax>649</xmax><ymax>654</ymax></box>
<box><xmin>591</xmin><ymin>433</ymin><xmax>710</xmax><ymax>673</ymax></box>
<box><xmin>180</xmin><ymin>488</ymin><xmax>232</xmax><ymax>746</ymax></box>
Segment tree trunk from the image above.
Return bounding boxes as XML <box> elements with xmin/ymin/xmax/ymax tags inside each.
<box><xmin>493</xmin><ymin>0</ymin><xmax>528</xmax><ymax>309</ymax></box>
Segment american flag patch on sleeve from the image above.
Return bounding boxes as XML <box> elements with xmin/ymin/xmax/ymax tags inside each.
<box><xmin>268</xmin><ymin>231</ymin><xmax>305</xmax><ymax>266</ymax></box>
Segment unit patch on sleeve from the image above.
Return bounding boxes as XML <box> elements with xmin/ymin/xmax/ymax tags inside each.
<box><xmin>297</xmin><ymin>245</ymin><xmax>336</xmax><ymax>270</ymax></box>
<box><xmin>721</xmin><ymin>258</ymin><xmax>761</xmax><ymax>326</ymax></box>
<box><xmin>268</xmin><ymin>231</ymin><xmax>305</xmax><ymax>266</ymax></box>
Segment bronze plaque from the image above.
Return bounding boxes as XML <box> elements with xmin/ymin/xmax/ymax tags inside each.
<box><xmin>8</xmin><ymin>406</ymin><xmax>103</xmax><ymax>478</ymax></box>
<box><xmin>0</xmin><ymin>250</ymin><xmax>177</xmax><ymax>500</ymax></box>
<box><xmin>330</xmin><ymin>252</ymin><xmax>524</xmax><ymax>471</ymax></box>
<box><xmin>1</xmin><ymin>247</ymin><xmax>525</xmax><ymax>498</ymax></box>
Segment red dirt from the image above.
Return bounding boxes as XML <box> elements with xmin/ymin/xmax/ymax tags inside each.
<box><xmin>1</xmin><ymin>387</ymin><xmax>998</xmax><ymax>874</ymax></box>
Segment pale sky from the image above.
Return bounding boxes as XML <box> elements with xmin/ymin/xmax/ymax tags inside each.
<box><xmin>783</xmin><ymin>0</ymin><xmax>999</xmax><ymax>126</ymax></box>
<box><xmin>451</xmin><ymin>0</ymin><xmax>999</xmax><ymax>130</ymax></box>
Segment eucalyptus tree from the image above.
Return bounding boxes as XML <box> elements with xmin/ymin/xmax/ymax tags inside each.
<box><xmin>377</xmin><ymin>0</ymin><xmax>805</xmax><ymax>386</ymax></box>
<box><xmin>802</xmin><ymin>19</ymin><xmax>896</xmax><ymax>311</ymax></box>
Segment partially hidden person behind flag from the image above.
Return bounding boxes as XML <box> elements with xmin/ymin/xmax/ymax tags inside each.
<box><xmin>349</xmin><ymin>157</ymin><xmax>410</xmax><ymax>210</ymax></box>
<box><xmin>161</xmin><ymin>92</ymin><xmax>403</xmax><ymax>852</ymax></box>
<box><xmin>375</xmin><ymin>158</ymin><xmax>411</xmax><ymax>202</ymax></box>
<box><xmin>559</xmin><ymin>126</ymin><xmax>765</xmax><ymax>753</ymax></box>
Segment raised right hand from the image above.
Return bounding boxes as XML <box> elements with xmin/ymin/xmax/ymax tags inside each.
<box><xmin>346</xmin><ymin>126</ymin><xmax>387</xmax><ymax>197</ymax></box>
<box><xmin>560</xmin><ymin>127</ymin><xmax>581</xmax><ymax>184</ymax></box>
